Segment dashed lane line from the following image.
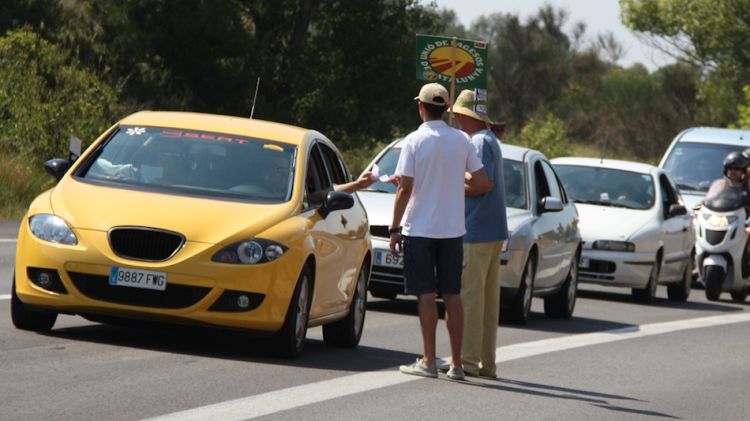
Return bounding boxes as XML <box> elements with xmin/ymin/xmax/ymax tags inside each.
<box><xmin>144</xmin><ymin>312</ymin><xmax>750</xmax><ymax>421</ymax></box>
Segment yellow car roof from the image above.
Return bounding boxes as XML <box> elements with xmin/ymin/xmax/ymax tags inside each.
<box><xmin>119</xmin><ymin>111</ymin><xmax>310</xmax><ymax>145</ymax></box>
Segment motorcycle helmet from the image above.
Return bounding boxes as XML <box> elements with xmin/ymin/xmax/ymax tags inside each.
<box><xmin>723</xmin><ymin>151</ymin><xmax>749</xmax><ymax>176</ymax></box>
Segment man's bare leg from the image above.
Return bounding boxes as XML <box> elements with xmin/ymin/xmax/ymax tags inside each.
<box><xmin>442</xmin><ymin>293</ymin><xmax>464</xmax><ymax>367</ymax></box>
<box><xmin>416</xmin><ymin>293</ymin><xmax>438</xmax><ymax>365</ymax></box>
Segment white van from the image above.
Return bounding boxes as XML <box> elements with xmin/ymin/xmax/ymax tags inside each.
<box><xmin>659</xmin><ymin>127</ymin><xmax>750</xmax><ymax>209</ymax></box>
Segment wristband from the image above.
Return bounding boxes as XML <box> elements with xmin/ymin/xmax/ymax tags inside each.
<box><xmin>389</xmin><ymin>226</ymin><xmax>402</xmax><ymax>234</ymax></box>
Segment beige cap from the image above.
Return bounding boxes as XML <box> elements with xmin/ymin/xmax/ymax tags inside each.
<box><xmin>452</xmin><ymin>89</ymin><xmax>491</xmax><ymax>123</ymax></box>
<box><xmin>414</xmin><ymin>83</ymin><xmax>449</xmax><ymax>106</ymax></box>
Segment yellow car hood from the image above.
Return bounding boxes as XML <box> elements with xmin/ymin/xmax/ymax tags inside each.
<box><xmin>49</xmin><ymin>178</ymin><xmax>297</xmax><ymax>244</ymax></box>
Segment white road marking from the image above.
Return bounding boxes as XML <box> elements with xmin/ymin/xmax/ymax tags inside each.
<box><xmin>145</xmin><ymin>312</ymin><xmax>750</xmax><ymax>421</ymax></box>
<box><xmin>0</xmin><ymin>294</ymin><xmax>9</xmax><ymax>300</ymax></box>
<box><xmin>0</xmin><ymin>239</ymin><xmax>16</xmax><ymax>243</ymax></box>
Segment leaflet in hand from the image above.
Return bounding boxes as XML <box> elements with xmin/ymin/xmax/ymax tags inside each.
<box><xmin>371</xmin><ymin>164</ymin><xmax>392</xmax><ymax>182</ymax></box>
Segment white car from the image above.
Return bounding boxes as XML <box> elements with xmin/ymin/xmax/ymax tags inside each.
<box><xmin>552</xmin><ymin>157</ymin><xmax>694</xmax><ymax>303</ymax></box>
<box><xmin>359</xmin><ymin>139</ymin><xmax>581</xmax><ymax>324</ymax></box>
<box><xmin>659</xmin><ymin>127</ymin><xmax>750</xmax><ymax>210</ymax></box>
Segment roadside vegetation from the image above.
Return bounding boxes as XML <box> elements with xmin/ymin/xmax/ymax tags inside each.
<box><xmin>2</xmin><ymin>0</ymin><xmax>750</xmax><ymax>218</ymax></box>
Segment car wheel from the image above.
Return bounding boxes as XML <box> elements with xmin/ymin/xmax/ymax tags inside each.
<box><xmin>544</xmin><ymin>251</ymin><xmax>578</xmax><ymax>319</ymax></box>
<box><xmin>703</xmin><ymin>266</ymin><xmax>723</xmax><ymax>301</ymax></box>
<box><xmin>504</xmin><ymin>254</ymin><xmax>535</xmax><ymax>325</ymax></box>
<box><xmin>11</xmin><ymin>274</ymin><xmax>57</xmax><ymax>332</ymax></box>
<box><xmin>730</xmin><ymin>290</ymin><xmax>747</xmax><ymax>303</ymax></box>
<box><xmin>667</xmin><ymin>259</ymin><xmax>692</xmax><ymax>302</ymax></box>
<box><xmin>323</xmin><ymin>262</ymin><xmax>368</xmax><ymax>348</ymax></box>
<box><xmin>270</xmin><ymin>267</ymin><xmax>311</xmax><ymax>359</ymax></box>
<box><xmin>632</xmin><ymin>256</ymin><xmax>660</xmax><ymax>303</ymax></box>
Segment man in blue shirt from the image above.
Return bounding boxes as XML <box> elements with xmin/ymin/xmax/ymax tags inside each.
<box><xmin>452</xmin><ymin>89</ymin><xmax>509</xmax><ymax>378</ymax></box>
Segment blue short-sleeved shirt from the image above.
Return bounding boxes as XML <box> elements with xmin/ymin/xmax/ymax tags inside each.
<box><xmin>465</xmin><ymin>129</ymin><xmax>508</xmax><ymax>243</ymax></box>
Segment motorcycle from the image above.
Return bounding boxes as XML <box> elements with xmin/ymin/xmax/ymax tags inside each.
<box><xmin>695</xmin><ymin>185</ymin><xmax>750</xmax><ymax>302</ymax></box>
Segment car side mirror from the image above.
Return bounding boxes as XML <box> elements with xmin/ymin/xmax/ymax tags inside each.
<box><xmin>668</xmin><ymin>204</ymin><xmax>687</xmax><ymax>217</ymax></box>
<box><xmin>318</xmin><ymin>191</ymin><xmax>354</xmax><ymax>218</ymax></box>
<box><xmin>539</xmin><ymin>196</ymin><xmax>564</xmax><ymax>213</ymax></box>
<box><xmin>44</xmin><ymin>159</ymin><xmax>72</xmax><ymax>181</ymax></box>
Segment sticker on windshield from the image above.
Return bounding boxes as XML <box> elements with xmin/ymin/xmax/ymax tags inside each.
<box><xmin>126</xmin><ymin>127</ymin><xmax>146</xmax><ymax>136</ymax></box>
<box><xmin>263</xmin><ymin>144</ymin><xmax>284</xmax><ymax>152</ymax></box>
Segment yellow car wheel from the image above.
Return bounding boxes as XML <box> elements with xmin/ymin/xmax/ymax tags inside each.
<box><xmin>11</xmin><ymin>274</ymin><xmax>58</xmax><ymax>332</ymax></box>
<box><xmin>271</xmin><ymin>267</ymin><xmax>311</xmax><ymax>359</ymax></box>
<box><xmin>323</xmin><ymin>261</ymin><xmax>368</xmax><ymax>348</ymax></box>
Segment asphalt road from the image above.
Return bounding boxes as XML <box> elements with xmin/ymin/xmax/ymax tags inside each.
<box><xmin>2</xmin><ymin>220</ymin><xmax>749</xmax><ymax>420</ymax></box>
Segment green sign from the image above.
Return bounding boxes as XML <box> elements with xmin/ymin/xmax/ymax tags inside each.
<box><xmin>415</xmin><ymin>34</ymin><xmax>488</xmax><ymax>89</ymax></box>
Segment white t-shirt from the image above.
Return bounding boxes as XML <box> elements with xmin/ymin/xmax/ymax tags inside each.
<box><xmin>395</xmin><ymin>120</ymin><xmax>483</xmax><ymax>238</ymax></box>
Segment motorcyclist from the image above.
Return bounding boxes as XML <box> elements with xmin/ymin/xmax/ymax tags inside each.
<box><xmin>706</xmin><ymin>151</ymin><xmax>750</xmax><ymax>276</ymax></box>
<box><xmin>704</xmin><ymin>151</ymin><xmax>749</xmax><ymax>203</ymax></box>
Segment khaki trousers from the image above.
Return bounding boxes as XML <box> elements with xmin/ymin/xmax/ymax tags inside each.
<box><xmin>460</xmin><ymin>240</ymin><xmax>504</xmax><ymax>375</ymax></box>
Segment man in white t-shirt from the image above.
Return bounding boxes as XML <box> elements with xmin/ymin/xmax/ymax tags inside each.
<box><xmin>390</xmin><ymin>83</ymin><xmax>490</xmax><ymax>381</ymax></box>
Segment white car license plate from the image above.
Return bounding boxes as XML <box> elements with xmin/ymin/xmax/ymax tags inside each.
<box><xmin>109</xmin><ymin>267</ymin><xmax>167</xmax><ymax>291</ymax></box>
<box><xmin>375</xmin><ymin>249</ymin><xmax>403</xmax><ymax>269</ymax></box>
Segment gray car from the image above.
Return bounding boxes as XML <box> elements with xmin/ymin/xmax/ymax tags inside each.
<box><xmin>358</xmin><ymin>140</ymin><xmax>581</xmax><ymax>324</ymax></box>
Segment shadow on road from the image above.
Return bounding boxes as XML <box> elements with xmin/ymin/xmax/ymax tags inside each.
<box><xmin>367</xmin><ymin>296</ymin><xmax>638</xmax><ymax>334</ymax></box>
<box><xmin>518</xmin><ymin>312</ymin><xmax>636</xmax><ymax>334</ymax></box>
<box><xmin>39</xmin><ymin>321</ymin><xmax>418</xmax><ymax>372</ymax></box>
<box><xmin>447</xmin><ymin>376</ymin><xmax>680</xmax><ymax>419</ymax></box>
<box><xmin>578</xmin><ymin>288</ymin><xmax>746</xmax><ymax>312</ymax></box>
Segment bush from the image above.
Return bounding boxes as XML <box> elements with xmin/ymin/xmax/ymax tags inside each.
<box><xmin>0</xmin><ymin>29</ymin><xmax>121</xmax><ymax>162</ymax></box>
<box><xmin>0</xmin><ymin>151</ymin><xmax>54</xmax><ymax>219</ymax></box>
<box><xmin>507</xmin><ymin>113</ymin><xmax>571</xmax><ymax>158</ymax></box>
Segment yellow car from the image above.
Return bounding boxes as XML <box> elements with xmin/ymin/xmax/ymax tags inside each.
<box><xmin>12</xmin><ymin>111</ymin><xmax>372</xmax><ymax>358</ymax></box>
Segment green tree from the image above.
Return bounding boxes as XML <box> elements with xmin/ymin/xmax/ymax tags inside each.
<box><xmin>0</xmin><ymin>0</ymin><xmax>64</xmax><ymax>37</ymax></box>
<box><xmin>621</xmin><ymin>0</ymin><xmax>750</xmax><ymax>79</ymax></box>
<box><xmin>0</xmin><ymin>29</ymin><xmax>120</xmax><ymax>161</ymax></box>
<box><xmin>55</xmin><ymin>0</ymin><xmax>444</xmax><ymax>151</ymax></box>
<box><xmin>734</xmin><ymin>85</ymin><xmax>750</xmax><ymax>129</ymax></box>
<box><xmin>471</xmin><ymin>6</ymin><xmax>576</xmax><ymax>130</ymax></box>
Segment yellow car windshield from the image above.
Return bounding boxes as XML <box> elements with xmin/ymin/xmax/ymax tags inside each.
<box><xmin>77</xmin><ymin>125</ymin><xmax>296</xmax><ymax>202</ymax></box>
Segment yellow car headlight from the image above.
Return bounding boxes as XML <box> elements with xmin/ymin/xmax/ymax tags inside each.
<box><xmin>29</xmin><ymin>214</ymin><xmax>77</xmax><ymax>245</ymax></box>
<box><xmin>212</xmin><ymin>239</ymin><xmax>287</xmax><ymax>264</ymax></box>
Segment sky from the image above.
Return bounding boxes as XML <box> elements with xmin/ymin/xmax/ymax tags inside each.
<box><xmin>425</xmin><ymin>0</ymin><xmax>674</xmax><ymax>71</ymax></box>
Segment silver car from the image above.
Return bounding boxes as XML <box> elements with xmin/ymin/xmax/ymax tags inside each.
<box><xmin>553</xmin><ymin>157</ymin><xmax>694</xmax><ymax>303</ymax></box>
<box><xmin>358</xmin><ymin>140</ymin><xmax>581</xmax><ymax>324</ymax></box>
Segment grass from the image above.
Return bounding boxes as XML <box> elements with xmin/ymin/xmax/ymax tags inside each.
<box><xmin>0</xmin><ymin>152</ymin><xmax>54</xmax><ymax>219</ymax></box>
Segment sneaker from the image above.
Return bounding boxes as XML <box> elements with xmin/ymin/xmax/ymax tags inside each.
<box><xmin>400</xmin><ymin>359</ymin><xmax>438</xmax><ymax>378</ymax></box>
<box><xmin>436</xmin><ymin>358</ymin><xmax>450</xmax><ymax>373</ymax></box>
<box><xmin>446</xmin><ymin>366</ymin><xmax>465</xmax><ymax>380</ymax></box>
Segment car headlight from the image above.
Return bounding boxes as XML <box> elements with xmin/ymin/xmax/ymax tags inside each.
<box><xmin>592</xmin><ymin>240</ymin><xmax>635</xmax><ymax>252</ymax></box>
<box><xmin>703</xmin><ymin>214</ymin><xmax>737</xmax><ymax>228</ymax></box>
<box><xmin>29</xmin><ymin>214</ymin><xmax>77</xmax><ymax>245</ymax></box>
<box><xmin>212</xmin><ymin>239</ymin><xmax>288</xmax><ymax>264</ymax></box>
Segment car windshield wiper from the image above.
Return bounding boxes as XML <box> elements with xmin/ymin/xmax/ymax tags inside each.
<box><xmin>676</xmin><ymin>182</ymin><xmax>701</xmax><ymax>191</ymax></box>
<box><xmin>607</xmin><ymin>202</ymin><xmax>637</xmax><ymax>209</ymax></box>
<box><xmin>573</xmin><ymin>199</ymin><xmax>619</xmax><ymax>207</ymax></box>
<box><xmin>361</xmin><ymin>188</ymin><xmax>392</xmax><ymax>193</ymax></box>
